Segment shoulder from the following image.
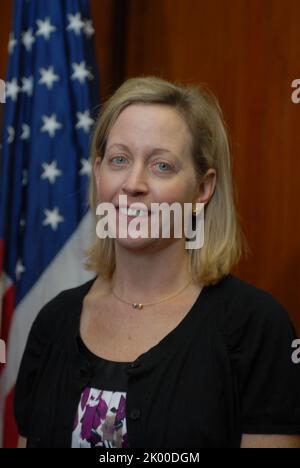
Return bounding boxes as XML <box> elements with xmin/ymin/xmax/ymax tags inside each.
<box><xmin>212</xmin><ymin>274</ymin><xmax>295</xmax><ymax>338</ymax></box>
<box><xmin>31</xmin><ymin>276</ymin><xmax>97</xmax><ymax>342</ymax></box>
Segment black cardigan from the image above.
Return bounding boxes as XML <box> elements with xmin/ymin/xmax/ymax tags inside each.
<box><xmin>14</xmin><ymin>274</ymin><xmax>300</xmax><ymax>448</ymax></box>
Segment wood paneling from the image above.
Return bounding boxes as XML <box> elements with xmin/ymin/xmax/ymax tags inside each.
<box><xmin>0</xmin><ymin>1</ymin><xmax>12</xmax><ymax>80</ymax></box>
<box><xmin>90</xmin><ymin>0</ymin><xmax>127</xmax><ymax>99</ymax></box>
<box><xmin>125</xmin><ymin>0</ymin><xmax>300</xmax><ymax>332</ymax></box>
<box><xmin>0</xmin><ymin>0</ymin><xmax>12</xmax><ymax>133</ymax></box>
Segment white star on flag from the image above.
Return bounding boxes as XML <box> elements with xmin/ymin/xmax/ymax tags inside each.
<box><xmin>83</xmin><ymin>19</ymin><xmax>95</xmax><ymax>38</ymax></box>
<box><xmin>71</xmin><ymin>61</ymin><xmax>93</xmax><ymax>84</ymax></box>
<box><xmin>66</xmin><ymin>12</ymin><xmax>85</xmax><ymax>35</ymax></box>
<box><xmin>41</xmin><ymin>161</ymin><xmax>62</xmax><ymax>184</ymax></box>
<box><xmin>15</xmin><ymin>259</ymin><xmax>26</xmax><ymax>280</ymax></box>
<box><xmin>21</xmin><ymin>76</ymin><xmax>34</xmax><ymax>96</ymax></box>
<box><xmin>21</xmin><ymin>124</ymin><xmax>30</xmax><ymax>140</ymax></box>
<box><xmin>6</xmin><ymin>78</ymin><xmax>19</xmax><ymax>101</ymax></box>
<box><xmin>79</xmin><ymin>158</ymin><xmax>92</xmax><ymax>176</ymax></box>
<box><xmin>7</xmin><ymin>127</ymin><xmax>15</xmax><ymax>144</ymax></box>
<box><xmin>41</xmin><ymin>114</ymin><xmax>63</xmax><ymax>138</ymax></box>
<box><xmin>39</xmin><ymin>66</ymin><xmax>60</xmax><ymax>90</ymax></box>
<box><xmin>36</xmin><ymin>17</ymin><xmax>57</xmax><ymax>40</ymax></box>
<box><xmin>22</xmin><ymin>28</ymin><xmax>35</xmax><ymax>51</ymax></box>
<box><xmin>43</xmin><ymin>207</ymin><xmax>64</xmax><ymax>231</ymax></box>
<box><xmin>76</xmin><ymin>110</ymin><xmax>94</xmax><ymax>133</ymax></box>
<box><xmin>8</xmin><ymin>32</ymin><xmax>17</xmax><ymax>54</ymax></box>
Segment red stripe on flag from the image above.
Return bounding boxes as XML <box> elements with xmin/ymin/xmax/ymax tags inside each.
<box><xmin>1</xmin><ymin>237</ymin><xmax>16</xmax><ymax>348</ymax></box>
<box><xmin>3</xmin><ymin>387</ymin><xmax>18</xmax><ymax>448</ymax></box>
<box><xmin>0</xmin><ymin>284</ymin><xmax>16</xmax><ymax>344</ymax></box>
<box><xmin>0</xmin><ymin>241</ymin><xmax>19</xmax><ymax>447</ymax></box>
<box><xmin>0</xmin><ymin>285</ymin><xmax>16</xmax><ymax>376</ymax></box>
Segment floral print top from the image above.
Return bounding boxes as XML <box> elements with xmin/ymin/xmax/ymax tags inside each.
<box><xmin>72</xmin><ymin>336</ymin><xmax>130</xmax><ymax>448</ymax></box>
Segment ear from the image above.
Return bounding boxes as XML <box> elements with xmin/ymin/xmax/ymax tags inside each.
<box><xmin>194</xmin><ymin>169</ymin><xmax>217</xmax><ymax>205</ymax></box>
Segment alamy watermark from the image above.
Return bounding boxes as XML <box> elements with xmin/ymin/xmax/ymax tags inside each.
<box><xmin>0</xmin><ymin>79</ymin><xmax>5</xmax><ymax>104</ymax></box>
<box><xmin>95</xmin><ymin>196</ymin><xmax>205</xmax><ymax>249</ymax></box>
<box><xmin>291</xmin><ymin>339</ymin><xmax>300</xmax><ymax>364</ymax></box>
<box><xmin>0</xmin><ymin>339</ymin><xmax>6</xmax><ymax>364</ymax></box>
<box><xmin>291</xmin><ymin>79</ymin><xmax>300</xmax><ymax>104</ymax></box>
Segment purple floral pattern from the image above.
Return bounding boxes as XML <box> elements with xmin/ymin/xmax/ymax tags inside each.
<box><xmin>72</xmin><ymin>388</ymin><xmax>128</xmax><ymax>448</ymax></box>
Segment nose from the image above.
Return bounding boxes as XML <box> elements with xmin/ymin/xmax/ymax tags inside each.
<box><xmin>121</xmin><ymin>163</ymin><xmax>149</xmax><ymax>197</ymax></box>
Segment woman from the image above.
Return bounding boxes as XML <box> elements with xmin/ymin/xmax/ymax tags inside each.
<box><xmin>15</xmin><ymin>77</ymin><xmax>300</xmax><ymax>448</ymax></box>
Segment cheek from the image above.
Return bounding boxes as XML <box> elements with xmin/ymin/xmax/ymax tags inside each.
<box><xmin>178</xmin><ymin>175</ymin><xmax>199</xmax><ymax>203</ymax></box>
<box><xmin>95</xmin><ymin>169</ymin><xmax>118</xmax><ymax>201</ymax></box>
<box><xmin>153</xmin><ymin>180</ymin><xmax>196</xmax><ymax>205</ymax></box>
<box><xmin>97</xmin><ymin>177</ymin><xmax>110</xmax><ymax>196</ymax></box>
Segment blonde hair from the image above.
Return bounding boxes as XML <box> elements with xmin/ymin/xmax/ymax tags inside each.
<box><xmin>85</xmin><ymin>76</ymin><xmax>248</xmax><ymax>285</ymax></box>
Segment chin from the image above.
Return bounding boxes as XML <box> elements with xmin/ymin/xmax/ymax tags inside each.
<box><xmin>114</xmin><ymin>235</ymin><xmax>176</xmax><ymax>254</ymax></box>
<box><xmin>115</xmin><ymin>235</ymin><xmax>155</xmax><ymax>250</ymax></box>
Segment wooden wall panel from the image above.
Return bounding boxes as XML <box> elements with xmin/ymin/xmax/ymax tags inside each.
<box><xmin>90</xmin><ymin>0</ymin><xmax>127</xmax><ymax>99</ymax></box>
<box><xmin>125</xmin><ymin>0</ymin><xmax>300</xmax><ymax>333</ymax></box>
<box><xmin>0</xmin><ymin>1</ymin><xmax>12</xmax><ymax>80</ymax></box>
<box><xmin>90</xmin><ymin>0</ymin><xmax>116</xmax><ymax>99</ymax></box>
<box><xmin>0</xmin><ymin>0</ymin><xmax>12</xmax><ymax>131</ymax></box>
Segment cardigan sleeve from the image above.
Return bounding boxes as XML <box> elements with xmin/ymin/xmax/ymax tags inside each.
<box><xmin>14</xmin><ymin>296</ymin><xmax>61</xmax><ymax>437</ymax></box>
<box><xmin>223</xmin><ymin>289</ymin><xmax>300</xmax><ymax>435</ymax></box>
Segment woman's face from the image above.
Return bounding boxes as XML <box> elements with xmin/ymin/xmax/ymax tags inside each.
<box><xmin>94</xmin><ymin>103</ymin><xmax>214</xmax><ymax>251</ymax></box>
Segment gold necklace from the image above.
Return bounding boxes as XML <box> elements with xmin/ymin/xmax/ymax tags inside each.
<box><xmin>111</xmin><ymin>279</ymin><xmax>193</xmax><ymax>310</ymax></box>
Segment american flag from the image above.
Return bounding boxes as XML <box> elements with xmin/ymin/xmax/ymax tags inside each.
<box><xmin>0</xmin><ymin>0</ymin><xmax>100</xmax><ymax>447</ymax></box>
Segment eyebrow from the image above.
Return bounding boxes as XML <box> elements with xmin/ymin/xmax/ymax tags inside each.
<box><xmin>106</xmin><ymin>143</ymin><xmax>181</xmax><ymax>161</ymax></box>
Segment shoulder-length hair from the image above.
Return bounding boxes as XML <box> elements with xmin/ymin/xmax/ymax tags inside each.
<box><xmin>84</xmin><ymin>76</ymin><xmax>248</xmax><ymax>285</ymax></box>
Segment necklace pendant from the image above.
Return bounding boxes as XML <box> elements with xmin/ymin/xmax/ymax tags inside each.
<box><xmin>132</xmin><ymin>303</ymin><xmax>143</xmax><ymax>310</ymax></box>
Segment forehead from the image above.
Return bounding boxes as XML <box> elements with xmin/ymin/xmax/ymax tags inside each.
<box><xmin>107</xmin><ymin>104</ymin><xmax>191</xmax><ymax>154</ymax></box>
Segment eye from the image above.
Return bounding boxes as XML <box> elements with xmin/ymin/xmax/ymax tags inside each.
<box><xmin>154</xmin><ymin>161</ymin><xmax>173</xmax><ymax>172</ymax></box>
<box><xmin>110</xmin><ymin>155</ymin><xmax>128</xmax><ymax>165</ymax></box>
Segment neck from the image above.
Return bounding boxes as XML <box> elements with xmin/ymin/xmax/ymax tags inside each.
<box><xmin>110</xmin><ymin>239</ymin><xmax>193</xmax><ymax>302</ymax></box>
